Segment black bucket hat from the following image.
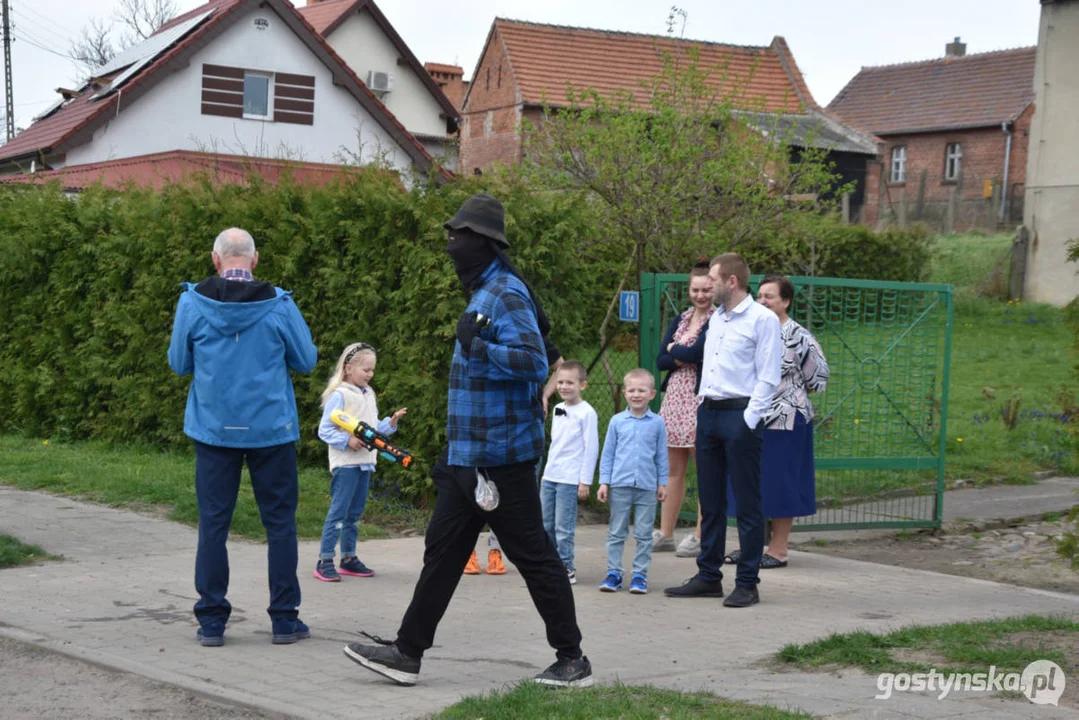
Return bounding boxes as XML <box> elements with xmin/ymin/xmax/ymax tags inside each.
<box><xmin>443</xmin><ymin>194</ymin><xmax>509</xmax><ymax>249</ymax></box>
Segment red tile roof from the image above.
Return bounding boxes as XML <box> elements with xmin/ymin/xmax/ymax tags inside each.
<box><xmin>480</xmin><ymin>19</ymin><xmax>812</xmax><ymax>113</ymax></box>
<box><xmin>827</xmin><ymin>47</ymin><xmax>1036</xmax><ymax>135</ymax></box>
<box><xmin>0</xmin><ymin>0</ymin><xmax>438</xmax><ymax>172</ymax></box>
<box><xmin>294</xmin><ymin>0</ymin><xmax>356</xmax><ymax>35</ymax></box>
<box><xmin>0</xmin><ymin>150</ymin><xmax>360</xmax><ymax>190</ymax></box>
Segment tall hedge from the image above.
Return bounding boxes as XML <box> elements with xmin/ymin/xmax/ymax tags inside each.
<box><xmin>0</xmin><ymin>172</ymin><xmax>609</xmax><ymax>495</ymax></box>
<box><xmin>0</xmin><ymin>170</ymin><xmax>931</xmax><ymax>497</ymax></box>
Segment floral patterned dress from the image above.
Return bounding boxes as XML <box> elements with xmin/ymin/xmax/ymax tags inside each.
<box><xmin>659</xmin><ymin>308</ymin><xmax>713</xmax><ymax>448</ymax></box>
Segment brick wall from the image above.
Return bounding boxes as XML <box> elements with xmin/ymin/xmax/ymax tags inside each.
<box><xmin>864</xmin><ymin>108</ymin><xmax>1033</xmax><ymax>229</ymax></box>
<box><xmin>458</xmin><ymin>29</ymin><xmax>524</xmax><ymax>174</ymax></box>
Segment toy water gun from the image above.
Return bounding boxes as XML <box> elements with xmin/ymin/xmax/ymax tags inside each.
<box><xmin>330</xmin><ymin>410</ymin><xmax>413</xmax><ymax>468</ymax></box>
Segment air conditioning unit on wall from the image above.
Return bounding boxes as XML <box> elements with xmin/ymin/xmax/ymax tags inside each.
<box><xmin>367</xmin><ymin>70</ymin><xmax>394</xmax><ymax>93</ymax></box>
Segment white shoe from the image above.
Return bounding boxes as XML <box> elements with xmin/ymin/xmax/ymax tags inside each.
<box><xmin>653</xmin><ymin>530</ymin><xmax>676</xmax><ymax>552</ymax></box>
<box><xmin>675</xmin><ymin>534</ymin><xmax>701</xmax><ymax>557</ymax></box>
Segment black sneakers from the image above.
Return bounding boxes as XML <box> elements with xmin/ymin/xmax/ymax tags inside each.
<box><xmin>663</xmin><ymin>574</ymin><xmax>724</xmax><ymax>598</ymax></box>
<box><xmin>534</xmin><ymin>656</ymin><xmax>594</xmax><ymax>688</ymax></box>
<box><xmin>344</xmin><ymin>642</ymin><xmax>422</xmax><ymax>686</ymax></box>
<box><xmin>722</xmin><ymin>585</ymin><xmax>760</xmax><ymax>607</ymax></box>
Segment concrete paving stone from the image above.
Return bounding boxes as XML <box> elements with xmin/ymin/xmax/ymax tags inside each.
<box><xmin>3</xmin><ymin>486</ymin><xmax>1079</xmax><ymax>719</ymax></box>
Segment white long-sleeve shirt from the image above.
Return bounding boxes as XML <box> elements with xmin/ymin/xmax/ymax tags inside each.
<box><xmin>698</xmin><ymin>294</ymin><xmax>783</xmax><ymax>429</ymax></box>
<box><xmin>541</xmin><ymin>400</ymin><xmax>599</xmax><ymax>486</ymax></box>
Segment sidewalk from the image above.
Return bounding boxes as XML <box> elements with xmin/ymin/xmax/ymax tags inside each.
<box><xmin>1</xmin><ymin>484</ymin><xmax>1078</xmax><ymax>720</ymax></box>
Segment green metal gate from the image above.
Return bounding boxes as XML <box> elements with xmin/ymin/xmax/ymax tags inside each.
<box><xmin>640</xmin><ymin>273</ymin><xmax>954</xmax><ymax>531</ymax></box>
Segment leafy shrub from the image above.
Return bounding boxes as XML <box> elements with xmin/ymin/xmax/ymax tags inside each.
<box><xmin>0</xmin><ymin>172</ymin><xmax>606</xmax><ymax>497</ymax></box>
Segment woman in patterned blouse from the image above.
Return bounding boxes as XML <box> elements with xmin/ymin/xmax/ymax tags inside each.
<box><xmin>725</xmin><ymin>274</ymin><xmax>829</xmax><ymax>568</ymax></box>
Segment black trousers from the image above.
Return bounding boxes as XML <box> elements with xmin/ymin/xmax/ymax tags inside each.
<box><xmin>394</xmin><ymin>451</ymin><xmax>583</xmax><ymax>660</ymax></box>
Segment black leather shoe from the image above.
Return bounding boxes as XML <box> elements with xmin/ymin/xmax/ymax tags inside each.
<box><xmin>663</xmin><ymin>574</ymin><xmax>724</xmax><ymax>598</ymax></box>
<box><xmin>723</xmin><ymin>585</ymin><xmax>760</xmax><ymax>607</ymax></box>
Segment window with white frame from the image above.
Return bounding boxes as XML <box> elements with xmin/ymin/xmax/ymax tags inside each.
<box><xmin>243</xmin><ymin>72</ymin><xmax>273</xmax><ymax>119</ymax></box>
<box><xmin>944</xmin><ymin>142</ymin><xmax>962</xmax><ymax>181</ymax></box>
<box><xmin>890</xmin><ymin>146</ymin><xmax>907</xmax><ymax>183</ymax></box>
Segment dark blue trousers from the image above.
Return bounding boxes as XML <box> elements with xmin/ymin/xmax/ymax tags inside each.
<box><xmin>695</xmin><ymin>405</ymin><xmax>765</xmax><ymax>588</ymax></box>
<box><xmin>193</xmin><ymin>441</ymin><xmax>301</xmax><ymax>629</ymax></box>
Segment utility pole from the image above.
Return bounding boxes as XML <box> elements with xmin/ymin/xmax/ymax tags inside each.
<box><xmin>1</xmin><ymin>0</ymin><xmax>13</xmax><ymax>141</ymax></box>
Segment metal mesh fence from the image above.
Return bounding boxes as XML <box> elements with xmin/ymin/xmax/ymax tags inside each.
<box><xmin>641</xmin><ymin>273</ymin><xmax>954</xmax><ymax>531</ymax></box>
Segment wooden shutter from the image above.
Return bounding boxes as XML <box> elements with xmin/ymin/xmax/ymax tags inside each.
<box><xmin>201</xmin><ymin>64</ymin><xmax>244</xmax><ymax>118</ymax></box>
<box><xmin>274</xmin><ymin>73</ymin><xmax>315</xmax><ymax>125</ymax></box>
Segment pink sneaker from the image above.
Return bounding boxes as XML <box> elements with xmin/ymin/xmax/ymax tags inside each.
<box><xmin>339</xmin><ymin>557</ymin><xmax>375</xmax><ymax>577</ymax></box>
<box><xmin>314</xmin><ymin>559</ymin><xmax>341</xmax><ymax>582</ymax></box>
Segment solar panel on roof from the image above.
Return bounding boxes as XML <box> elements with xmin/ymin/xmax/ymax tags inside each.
<box><xmin>91</xmin><ymin>9</ymin><xmax>216</xmax><ymax>99</ymax></box>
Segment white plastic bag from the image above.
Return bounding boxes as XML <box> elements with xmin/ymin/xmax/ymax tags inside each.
<box><xmin>474</xmin><ymin>468</ymin><xmax>500</xmax><ymax>511</ymax></box>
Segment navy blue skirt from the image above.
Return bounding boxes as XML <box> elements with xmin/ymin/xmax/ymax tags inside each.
<box><xmin>726</xmin><ymin>413</ymin><xmax>816</xmax><ymax>519</ymax></box>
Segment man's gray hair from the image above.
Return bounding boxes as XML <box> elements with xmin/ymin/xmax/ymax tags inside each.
<box><xmin>213</xmin><ymin>228</ymin><xmax>256</xmax><ymax>259</ymax></box>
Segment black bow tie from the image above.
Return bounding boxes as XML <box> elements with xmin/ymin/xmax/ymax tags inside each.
<box><xmin>554</xmin><ymin>407</ymin><xmax>567</xmax><ymax>417</ymax></box>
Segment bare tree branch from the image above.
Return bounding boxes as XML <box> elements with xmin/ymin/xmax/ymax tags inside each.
<box><xmin>68</xmin><ymin>0</ymin><xmax>177</xmax><ymax>74</ymax></box>
<box><xmin>69</xmin><ymin>17</ymin><xmax>117</xmax><ymax>75</ymax></box>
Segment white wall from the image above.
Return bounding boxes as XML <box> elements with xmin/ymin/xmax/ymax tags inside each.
<box><xmin>1023</xmin><ymin>0</ymin><xmax>1079</xmax><ymax>306</ymax></box>
<box><xmin>65</xmin><ymin>5</ymin><xmax>414</xmax><ymax>174</ymax></box>
<box><xmin>325</xmin><ymin>10</ymin><xmax>448</xmax><ymax>138</ymax></box>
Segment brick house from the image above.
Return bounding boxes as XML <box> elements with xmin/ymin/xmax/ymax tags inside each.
<box><xmin>460</xmin><ymin>19</ymin><xmax>879</xmax><ymax>213</ymax></box>
<box><xmin>828</xmin><ymin>39</ymin><xmax>1035</xmax><ymax>231</ymax></box>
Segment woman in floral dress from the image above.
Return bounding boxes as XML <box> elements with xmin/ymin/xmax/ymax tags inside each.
<box><xmin>726</xmin><ymin>274</ymin><xmax>829</xmax><ymax>568</ymax></box>
<box><xmin>654</xmin><ymin>262</ymin><xmax>715</xmax><ymax>556</ymax></box>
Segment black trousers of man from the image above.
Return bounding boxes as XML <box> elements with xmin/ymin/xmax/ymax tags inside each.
<box><xmin>394</xmin><ymin>451</ymin><xmax>583</xmax><ymax>660</ymax></box>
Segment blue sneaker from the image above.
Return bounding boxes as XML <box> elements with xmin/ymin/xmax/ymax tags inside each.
<box><xmin>598</xmin><ymin>572</ymin><xmax>622</xmax><ymax>592</ymax></box>
<box><xmin>314</xmin><ymin>559</ymin><xmax>341</xmax><ymax>582</ymax></box>
<box><xmin>339</xmin><ymin>557</ymin><xmax>375</xmax><ymax>577</ymax></box>
<box><xmin>196</xmin><ymin>625</ymin><xmax>225</xmax><ymax>647</ymax></box>
<box><xmin>272</xmin><ymin>619</ymin><xmax>311</xmax><ymax>645</ymax></box>
<box><xmin>629</xmin><ymin>574</ymin><xmax>648</xmax><ymax>594</ymax></box>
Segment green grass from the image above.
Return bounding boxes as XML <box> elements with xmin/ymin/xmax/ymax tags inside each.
<box><xmin>777</xmin><ymin>615</ymin><xmax>1079</xmax><ymax>676</ymax></box>
<box><xmin>0</xmin><ymin>534</ymin><xmax>58</xmax><ymax>568</ymax></box>
<box><xmin>0</xmin><ymin>436</ymin><xmax>429</xmax><ymax>541</ymax></box>
<box><xmin>930</xmin><ymin>233</ymin><xmax>1077</xmax><ymax>484</ymax></box>
<box><xmin>437</xmin><ymin>682</ymin><xmax>813</xmax><ymax>720</ymax></box>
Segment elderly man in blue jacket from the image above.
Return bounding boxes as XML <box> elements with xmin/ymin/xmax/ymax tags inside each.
<box><xmin>168</xmin><ymin>227</ymin><xmax>318</xmax><ymax>648</ymax></box>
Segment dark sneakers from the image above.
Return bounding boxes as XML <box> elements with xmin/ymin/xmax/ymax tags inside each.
<box><xmin>196</xmin><ymin>626</ymin><xmax>225</xmax><ymax>647</ymax></box>
<box><xmin>344</xmin><ymin>642</ymin><xmax>422</xmax><ymax>686</ymax></box>
<box><xmin>723</xmin><ymin>585</ymin><xmax>760</xmax><ymax>607</ymax></box>
<box><xmin>272</xmin><ymin>619</ymin><xmax>312</xmax><ymax>644</ymax></box>
<box><xmin>314</xmin><ymin>559</ymin><xmax>341</xmax><ymax>582</ymax></box>
<box><xmin>534</xmin><ymin>656</ymin><xmax>594</xmax><ymax>688</ymax></box>
<box><xmin>663</xmin><ymin>574</ymin><xmax>724</xmax><ymax>598</ymax></box>
<box><xmin>339</xmin><ymin>557</ymin><xmax>375</xmax><ymax>577</ymax></box>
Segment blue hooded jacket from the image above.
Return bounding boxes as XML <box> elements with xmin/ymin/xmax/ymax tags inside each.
<box><xmin>167</xmin><ymin>279</ymin><xmax>318</xmax><ymax>448</ymax></box>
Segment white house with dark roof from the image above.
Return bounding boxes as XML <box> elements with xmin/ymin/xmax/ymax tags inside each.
<box><xmin>0</xmin><ymin>0</ymin><xmax>436</xmax><ymax>188</ymax></box>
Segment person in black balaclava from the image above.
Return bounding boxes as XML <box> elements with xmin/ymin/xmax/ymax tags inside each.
<box><xmin>343</xmin><ymin>194</ymin><xmax>591</xmax><ymax>689</ymax></box>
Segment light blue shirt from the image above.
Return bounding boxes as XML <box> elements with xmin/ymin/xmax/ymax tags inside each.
<box><xmin>317</xmin><ymin>389</ymin><xmax>396</xmax><ymax>472</ymax></box>
<box><xmin>599</xmin><ymin>409</ymin><xmax>669</xmax><ymax>491</ymax></box>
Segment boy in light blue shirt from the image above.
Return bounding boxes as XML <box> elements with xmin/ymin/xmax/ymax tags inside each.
<box><xmin>597</xmin><ymin>368</ymin><xmax>669</xmax><ymax>594</ymax></box>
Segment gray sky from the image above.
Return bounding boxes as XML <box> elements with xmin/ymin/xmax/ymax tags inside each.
<box><xmin>5</xmin><ymin>0</ymin><xmax>1041</xmax><ymax>131</ymax></box>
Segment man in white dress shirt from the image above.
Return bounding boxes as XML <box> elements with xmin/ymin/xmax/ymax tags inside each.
<box><xmin>664</xmin><ymin>253</ymin><xmax>781</xmax><ymax>607</ymax></box>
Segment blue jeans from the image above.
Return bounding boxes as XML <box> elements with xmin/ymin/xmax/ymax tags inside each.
<box><xmin>319</xmin><ymin>466</ymin><xmax>372</xmax><ymax>561</ymax></box>
<box><xmin>606</xmin><ymin>486</ymin><xmax>657</xmax><ymax>578</ymax></box>
<box><xmin>696</xmin><ymin>405</ymin><xmax>765</xmax><ymax>587</ymax></box>
<box><xmin>193</xmin><ymin>441</ymin><xmax>300</xmax><ymax>629</ymax></box>
<box><xmin>540</xmin><ymin>480</ymin><xmax>579</xmax><ymax>571</ymax></box>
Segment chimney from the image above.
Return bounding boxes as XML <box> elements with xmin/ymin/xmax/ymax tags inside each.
<box><xmin>945</xmin><ymin>36</ymin><xmax>966</xmax><ymax>58</ymax></box>
<box><xmin>425</xmin><ymin>63</ymin><xmax>467</xmax><ymax>112</ymax></box>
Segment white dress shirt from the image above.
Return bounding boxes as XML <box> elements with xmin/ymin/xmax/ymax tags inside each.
<box><xmin>698</xmin><ymin>294</ymin><xmax>783</xmax><ymax>429</ymax></box>
<box><xmin>541</xmin><ymin>400</ymin><xmax>600</xmax><ymax>485</ymax></box>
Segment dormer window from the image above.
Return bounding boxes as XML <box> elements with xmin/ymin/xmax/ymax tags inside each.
<box><xmin>243</xmin><ymin>72</ymin><xmax>273</xmax><ymax>120</ymax></box>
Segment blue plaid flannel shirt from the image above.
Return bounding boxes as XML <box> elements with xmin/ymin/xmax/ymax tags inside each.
<box><xmin>447</xmin><ymin>259</ymin><xmax>549</xmax><ymax>467</ymax></box>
